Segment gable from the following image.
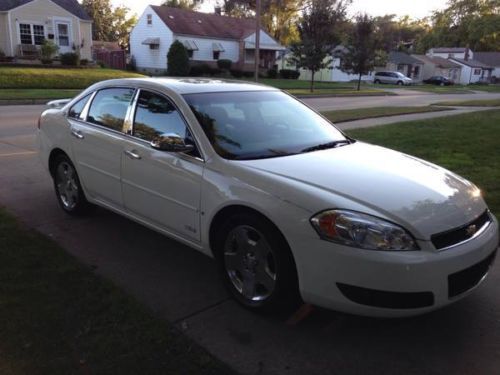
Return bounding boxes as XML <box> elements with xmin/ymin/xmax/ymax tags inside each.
<box><xmin>0</xmin><ymin>0</ymin><xmax>91</xmax><ymax>20</ymax></box>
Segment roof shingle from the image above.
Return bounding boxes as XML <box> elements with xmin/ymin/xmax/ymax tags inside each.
<box><xmin>474</xmin><ymin>52</ymin><xmax>500</xmax><ymax>68</ymax></box>
<box><xmin>151</xmin><ymin>6</ymin><xmax>259</xmax><ymax>40</ymax></box>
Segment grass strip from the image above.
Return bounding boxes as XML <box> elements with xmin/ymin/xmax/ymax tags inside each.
<box><xmin>322</xmin><ymin>106</ymin><xmax>450</xmax><ymax>123</ymax></box>
<box><xmin>0</xmin><ymin>208</ymin><xmax>233</xmax><ymax>375</ymax></box>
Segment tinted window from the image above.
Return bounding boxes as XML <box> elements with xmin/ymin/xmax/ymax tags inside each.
<box><xmin>183</xmin><ymin>91</ymin><xmax>347</xmax><ymax>160</ymax></box>
<box><xmin>68</xmin><ymin>94</ymin><xmax>91</xmax><ymax>120</ymax></box>
<box><xmin>87</xmin><ymin>88</ymin><xmax>135</xmax><ymax>131</ymax></box>
<box><xmin>133</xmin><ymin>90</ymin><xmax>187</xmax><ymax>141</ymax></box>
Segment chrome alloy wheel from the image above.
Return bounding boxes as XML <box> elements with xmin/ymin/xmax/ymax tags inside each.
<box><xmin>224</xmin><ymin>225</ymin><xmax>277</xmax><ymax>301</ymax></box>
<box><xmin>55</xmin><ymin>161</ymin><xmax>79</xmax><ymax>210</ymax></box>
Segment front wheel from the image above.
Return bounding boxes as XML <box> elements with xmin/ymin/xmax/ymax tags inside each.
<box><xmin>374</xmin><ymin>79</ymin><xmax>381</xmax><ymax>84</ymax></box>
<box><xmin>215</xmin><ymin>212</ymin><xmax>301</xmax><ymax>313</ymax></box>
<box><xmin>397</xmin><ymin>80</ymin><xmax>403</xmax><ymax>85</ymax></box>
<box><xmin>53</xmin><ymin>154</ymin><xmax>91</xmax><ymax>215</ymax></box>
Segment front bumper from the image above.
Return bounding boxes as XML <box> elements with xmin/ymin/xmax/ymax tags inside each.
<box><xmin>293</xmin><ymin>215</ymin><xmax>499</xmax><ymax>317</ymax></box>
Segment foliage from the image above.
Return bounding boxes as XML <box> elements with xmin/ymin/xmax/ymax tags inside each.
<box><xmin>0</xmin><ymin>49</ymin><xmax>4</xmax><ymax>58</ymax></box>
<box><xmin>167</xmin><ymin>41</ymin><xmax>190</xmax><ymax>76</ymax></box>
<box><xmin>0</xmin><ymin>67</ymin><xmax>144</xmax><ymax>89</ymax></box>
<box><xmin>289</xmin><ymin>0</ymin><xmax>350</xmax><ymax>92</ymax></box>
<box><xmin>340</xmin><ymin>14</ymin><xmax>383</xmax><ymax>90</ymax></box>
<box><xmin>221</xmin><ymin>0</ymin><xmax>304</xmax><ymax>45</ymax></box>
<box><xmin>279</xmin><ymin>69</ymin><xmax>300</xmax><ymax>79</ymax></box>
<box><xmin>40</xmin><ymin>40</ymin><xmax>59</xmax><ymax>60</ymax></box>
<box><xmin>267</xmin><ymin>67</ymin><xmax>278</xmax><ymax>78</ymax></box>
<box><xmin>372</xmin><ymin>14</ymin><xmax>429</xmax><ymax>52</ymax></box>
<box><xmin>81</xmin><ymin>0</ymin><xmax>137</xmax><ymax>49</ymax></box>
<box><xmin>415</xmin><ymin>0</ymin><xmax>500</xmax><ymax>52</ymax></box>
<box><xmin>80</xmin><ymin>58</ymin><xmax>89</xmax><ymax>66</ymax></box>
<box><xmin>60</xmin><ymin>52</ymin><xmax>80</xmax><ymax>66</ymax></box>
<box><xmin>217</xmin><ymin>59</ymin><xmax>232</xmax><ymax>70</ymax></box>
<box><xmin>162</xmin><ymin>0</ymin><xmax>200</xmax><ymax>10</ymax></box>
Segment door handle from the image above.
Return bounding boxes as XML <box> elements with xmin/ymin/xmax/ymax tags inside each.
<box><xmin>124</xmin><ymin>149</ymin><xmax>141</xmax><ymax>160</ymax></box>
<box><xmin>71</xmin><ymin>129</ymin><xmax>84</xmax><ymax>139</ymax></box>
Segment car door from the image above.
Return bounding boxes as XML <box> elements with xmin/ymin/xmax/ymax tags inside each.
<box><xmin>69</xmin><ymin>87</ymin><xmax>135</xmax><ymax>209</ymax></box>
<box><xmin>121</xmin><ymin>89</ymin><xmax>204</xmax><ymax>242</ymax></box>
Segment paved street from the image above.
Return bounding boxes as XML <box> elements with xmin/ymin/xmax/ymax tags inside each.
<box><xmin>1</xmin><ymin>102</ymin><xmax>500</xmax><ymax>375</ymax></box>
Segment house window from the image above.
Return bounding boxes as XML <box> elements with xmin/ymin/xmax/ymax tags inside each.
<box><xmin>213</xmin><ymin>51</ymin><xmax>220</xmax><ymax>60</ymax></box>
<box><xmin>19</xmin><ymin>23</ymin><xmax>45</xmax><ymax>45</ymax></box>
<box><xmin>187</xmin><ymin>50</ymin><xmax>193</xmax><ymax>58</ymax></box>
<box><xmin>147</xmin><ymin>14</ymin><xmax>152</xmax><ymax>25</ymax></box>
<box><xmin>473</xmin><ymin>69</ymin><xmax>481</xmax><ymax>75</ymax></box>
<box><xmin>149</xmin><ymin>44</ymin><xmax>159</xmax><ymax>50</ymax></box>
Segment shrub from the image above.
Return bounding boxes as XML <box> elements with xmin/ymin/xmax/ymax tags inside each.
<box><xmin>217</xmin><ymin>59</ymin><xmax>232</xmax><ymax>70</ymax></box>
<box><xmin>267</xmin><ymin>68</ymin><xmax>278</xmax><ymax>79</ymax></box>
<box><xmin>279</xmin><ymin>69</ymin><xmax>300</xmax><ymax>79</ymax></box>
<box><xmin>230</xmin><ymin>69</ymin><xmax>243</xmax><ymax>78</ymax></box>
<box><xmin>127</xmin><ymin>55</ymin><xmax>136</xmax><ymax>71</ymax></box>
<box><xmin>40</xmin><ymin>40</ymin><xmax>59</xmax><ymax>60</ymax></box>
<box><xmin>167</xmin><ymin>41</ymin><xmax>189</xmax><ymax>76</ymax></box>
<box><xmin>60</xmin><ymin>52</ymin><xmax>80</xmax><ymax>66</ymax></box>
<box><xmin>0</xmin><ymin>50</ymin><xmax>5</xmax><ymax>59</ymax></box>
<box><xmin>80</xmin><ymin>59</ymin><xmax>89</xmax><ymax>66</ymax></box>
<box><xmin>41</xmin><ymin>58</ymin><xmax>53</xmax><ymax>65</ymax></box>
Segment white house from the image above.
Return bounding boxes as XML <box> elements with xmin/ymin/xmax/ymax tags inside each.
<box><xmin>427</xmin><ymin>47</ymin><xmax>473</xmax><ymax>60</ymax></box>
<box><xmin>474</xmin><ymin>52</ymin><xmax>500</xmax><ymax>81</ymax></box>
<box><xmin>130</xmin><ymin>6</ymin><xmax>284</xmax><ymax>75</ymax></box>
<box><xmin>0</xmin><ymin>0</ymin><xmax>93</xmax><ymax>60</ymax></box>
<box><xmin>448</xmin><ymin>57</ymin><xmax>493</xmax><ymax>84</ymax></box>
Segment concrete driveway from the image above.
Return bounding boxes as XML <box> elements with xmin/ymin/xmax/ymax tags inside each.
<box><xmin>1</xmin><ymin>104</ymin><xmax>500</xmax><ymax>375</ymax></box>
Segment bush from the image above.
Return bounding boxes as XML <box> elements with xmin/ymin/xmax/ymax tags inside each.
<box><xmin>0</xmin><ymin>50</ymin><xmax>5</xmax><ymax>59</ymax></box>
<box><xmin>41</xmin><ymin>58</ymin><xmax>53</xmax><ymax>65</ymax></box>
<box><xmin>230</xmin><ymin>69</ymin><xmax>243</xmax><ymax>78</ymax></box>
<box><xmin>60</xmin><ymin>52</ymin><xmax>80</xmax><ymax>66</ymax></box>
<box><xmin>127</xmin><ymin>55</ymin><xmax>136</xmax><ymax>71</ymax></box>
<box><xmin>167</xmin><ymin>41</ymin><xmax>189</xmax><ymax>76</ymax></box>
<box><xmin>40</xmin><ymin>40</ymin><xmax>59</xmax><ymax>60</ymax></box>
<box><xmin>80</xmin><ymin>59</ymin><xmax>89</xmax><ymax>66</ymax></box>
<box><xmin>217</xmin><ymin>59</ymin><xmax>232</xmax><ymax>70</ymax></box>
<box><xmin>267</xmin><ymin>68</ymin><xmax>278</xmax><ymax>79</ymax></box>
<box><xmin>279</xmin><ymin>69</ymin><xmax>300</xmax><ymax>79</ymax></box>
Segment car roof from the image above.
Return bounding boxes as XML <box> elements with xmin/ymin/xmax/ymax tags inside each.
<box><xmin>89</xmin><ymin>77</ymin><xmax>279</xmax><ymax>95</ymax></box>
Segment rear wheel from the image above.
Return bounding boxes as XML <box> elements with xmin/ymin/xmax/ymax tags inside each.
<box><xmin>374</xmin><ymin>79</ymin><xmax>381</xmax><ymax>84</ymax></box>
<box><xmin>215</xmin><ymin>212</ymin><xmax>301</xmax><ymax>313</ymax></box>
<box><xmin>52</xmin><ymin>155</ymin><xmax>91</xmax><ymax>215</ymax></box>
<box><xmin>397</xmin><ymin>80</ymin><xmax>403</xmax><ymax>85</ymax></box>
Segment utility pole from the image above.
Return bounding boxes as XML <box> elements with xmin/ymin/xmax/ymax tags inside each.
<box><xmin>254</xmin><ymin>0</ymin><xmax>260</xmax><ymax>82</ymax></box>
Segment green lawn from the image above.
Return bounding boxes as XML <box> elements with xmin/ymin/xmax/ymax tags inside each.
<box><xmin>0</xmin><ymin>208</ymin><xmax>232</xmax><ymax>374</ymax></box>
<box><xmin>0</xmin><ymin>88</ymin><xmax>81</xmax><ymax>100</ymax></box>
<box><xmin>0</xmin><ymin>66</ymin><xmax>144</xmax><ymax>89</ymax></box>
<box><xmin>321</xmin><ymin>106</ymin><xmax>449</xmax><ymax>123</ymax></box>
<box><xmin>345</xmin><ymin>109</ymin><xmax>500</xmax><ymax>217</ymax></box>
<box><xmin>434</xmin><ymin>98</ymin><xmax>500</xmax><ymax>107</ymax></box>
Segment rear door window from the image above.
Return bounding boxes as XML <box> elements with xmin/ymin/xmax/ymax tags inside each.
<box><xmin>87</xmin><ymin>88</ymin><xmax>135</xmax><ymax>132</ymax></box>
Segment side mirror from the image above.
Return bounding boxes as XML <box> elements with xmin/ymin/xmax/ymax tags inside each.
<box><xmin>150</xmin><ymin>133</ymin><xmax>194</xmax><ymax>153</ymax></box>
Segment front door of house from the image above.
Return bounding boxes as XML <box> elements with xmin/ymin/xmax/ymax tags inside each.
<box><xmin>55</xmin><ymin>22</ymin><xmax>71</xmax><ymax>53</ymax></box>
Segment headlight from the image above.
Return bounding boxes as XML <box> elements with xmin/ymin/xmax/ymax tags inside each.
<box><xmin>310</xmin><ymin>210</ymin><xmax>419</xmax><ymax>251</ymax></box>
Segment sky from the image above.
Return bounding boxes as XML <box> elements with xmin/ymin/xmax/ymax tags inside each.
<box><xmin>111</xmin><ymin>0</ymin><xmax>450</xmax><ymax>19</ymax></box>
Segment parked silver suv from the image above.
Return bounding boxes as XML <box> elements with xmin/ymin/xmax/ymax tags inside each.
<box><xmin>374</xmin><ymin>71</ymin><xmax>413</xmax><ymax>85</ymax></box>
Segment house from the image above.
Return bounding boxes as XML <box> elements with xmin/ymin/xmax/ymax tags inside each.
<box><xmin>0</xmin><ymin>0</ymin><xmax>93</xmax><ymax>60</ymax></box>
<box><xmin>412</xmin><ymin>54</ymin><xmax>462</xmax><ymax>82</ymax></box>
<box><xmin>448</xmin><ymin>57</ymin><xmax>493</xmax><ymax>84</ymax></box>
<box><xmin>130</xmin><ymin>6</ymin><xmax>284</xmax><ymax>75</ymax></box>
<box><xmin>275</xmin><ymin>46</ymin><xmax>374</xmax><ymax>83</ymax></box>
<box><xmin>427</xmin><ymin>47</ymin><xmax>473</xmax><ymax>60</ymax></box>
<box><xmin>382</xmin><ymin>51</ymin><xmax>424</xmax><ymax>81</ymax></box>
<box><xmin>474</xmin><ymin>52</ymin><xmax>500</xmax><ymax>82</ymax></box>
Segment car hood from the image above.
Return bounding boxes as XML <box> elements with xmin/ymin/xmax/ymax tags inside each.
<box><xmin>239</xmin><ymin>142</ymin><xmax>486</xmax><ymax>239</ymax></box>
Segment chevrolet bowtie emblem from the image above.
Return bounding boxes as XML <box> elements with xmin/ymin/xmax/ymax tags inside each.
<box><xmin>466</xmin><ymin>224</ymin><xmax>477</xmax><ymax>237</ymax></box>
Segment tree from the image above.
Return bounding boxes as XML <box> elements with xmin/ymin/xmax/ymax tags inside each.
<box><xmin>340</xmin><ymin>14</ymin><xmax>383</xmax><ymax>91</ymax></box>
<box><xmin>288</xmin><ymin>0</ymin><xmax>350</xmax><ymax>92</ymax></box>
<box><xmin>81</xmin><ymin>0</ymin><xmax>137</xmax><ymax>49</ymax></box>
<box><xmin>167</xmin><ymin>41</ymin><xmax>190</xmax><ymax>76</ymax></box>
<box><xmin>162</xmin><ymin>0</ymin><xmax>200</xmax><ymax>10</ymax></box>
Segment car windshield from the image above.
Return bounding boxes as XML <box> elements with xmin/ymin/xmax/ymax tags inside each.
<box><xmin>396</xmin><ymin>72</ymin><xmax>406</xmax><ymax>78</ymax></box>
<box><xmin>183</xmin><ymin>91</ymin><xmax>349</xmax><ymax>160</ymax></box>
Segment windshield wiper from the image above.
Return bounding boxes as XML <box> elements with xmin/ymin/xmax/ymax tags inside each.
<box><xmin>300</xmin><ymin>140</ymin><xmax>352</xmax><ymax>153</ymax></box>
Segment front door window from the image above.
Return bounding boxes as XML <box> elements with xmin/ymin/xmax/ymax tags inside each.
<box><xmin>57</xmin><ymin>23</ymin><xmax>69</xmax><ymax>47</ymax></box>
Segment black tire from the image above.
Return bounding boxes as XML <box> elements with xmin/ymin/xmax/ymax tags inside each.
<box><xmin>52</xmin><ymin>154</ymin><xmax>91</xmax><ymax>215</ymax></box>
<box><xmin>214</xmin><ymin>212</ymin><xmax>301</xmax><ymax>313</ymax></box>
<box><xmin>397</xmin><ymin>80</ymin><xmax>403</xmax><ymax>85</ymax></box>
<box><xmin>374</xmin><ymin>79</ymin><xmax>381</xmax><ymax>84</ymax></box>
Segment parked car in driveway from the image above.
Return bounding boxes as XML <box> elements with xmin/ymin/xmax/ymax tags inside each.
<box><xmin>37</xmin><ymin>78</ymin><xmax>498</xmax><ymax>317</ymax></box>
<box><xmin>423</xmin><ymin>76</ymin><xmax>454</xmax><ymax>86</ymax></box>
<box><xmin>374</xmin><ymin>71</ymin><xmax>413</xmax><ymax>85</ymax></box>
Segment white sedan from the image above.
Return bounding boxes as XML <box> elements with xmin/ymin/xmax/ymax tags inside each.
<box><xmin>37</xmin><ymin>78</ymin><xmax>499</xmax><ymax>317</ymax></box>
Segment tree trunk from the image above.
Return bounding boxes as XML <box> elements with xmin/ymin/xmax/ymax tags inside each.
<box><xmin>357</xmin><ymin>73</ymin><xmax>362</xmax><ymax>91</ymax></box>
<box><xmin>310</xmin><ymin>71</ymin><xmax>315</xmax><ymax>93</ymax></box>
